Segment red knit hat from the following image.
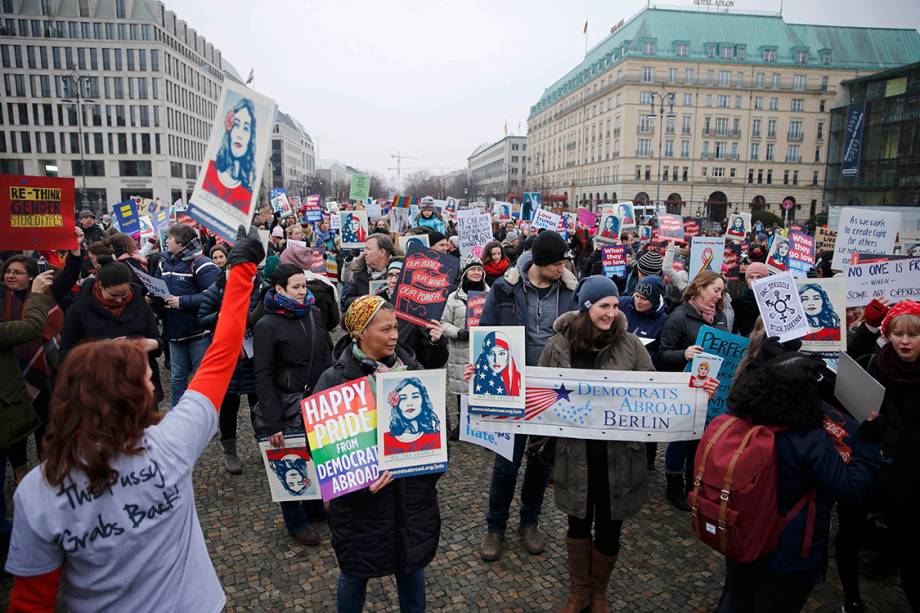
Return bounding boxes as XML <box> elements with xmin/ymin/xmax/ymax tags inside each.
<box><xmin>881</xmin><ymin>300</ymin><xmax>920</xmax><ymax>338</ymax></box>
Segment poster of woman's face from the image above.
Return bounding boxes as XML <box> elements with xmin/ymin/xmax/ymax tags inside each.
<box><xmin>726</xmin><ymin>213</ymin><xmax>749</xmax><ymax>239</ymax></box>
<box><xmin>398</xmin><ymin>234</ymin><xmax>429</xmax><ymax>254</ymax></box>
<box><xmin>597</xmin><ymin>206</ymin><xmax>621</xmax><ymax>243</ymax></box>
<box><xmin>375</xmin><ymin>370</ymin><xmax>448</xmax><ymax>477</ymax></box>
<box><xmin>468</xmin><ymin>326</ymin><xmax>527</xmax><ymax>413</ymax></box>
<box><xmin>795</xmin><ymin>278</ymin><xmax>845</xmax><ymax>356</ymax></box>
<box><xmin>766</xmin><ymin>237</ymin><xmax>789</xmax><ymax>271</ymax></box>
<box><xmin>617</xmin><ymin>202</ymin><xmax>636</xmax><ymax>227</ymax></box>
<box><xmin>339</xmin><ymin>210</ymin><xmax>369</xmax><ymax>248</ymax></box>
<box><xmin>259</xmin><ymin>437</ymin><xmax>322</xmax><ymax>502</ymax></box>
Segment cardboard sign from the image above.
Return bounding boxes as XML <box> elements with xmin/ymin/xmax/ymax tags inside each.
<box><xmin>765</xmin><ymin>234</ymin><xmax>789</xmax><ymax>272</ymax></box>
<box><xmin>577</xmin><ymin>207</ymin><xmax>597</xmax><ymax>228</ymax></box>
<box><xmin>601</xmin><ymin>245</ymin><xmax>628</xmax><ymax>278</ymax></box>
<box><xmin>188</xmin><ymin>79</ymin><xmax>277</xmax><ymax>243</ymax></box>
<box><xmin>683</xmin><ymin>217</ymin><xmax>702</xmax><ymax>238</ymax></box>
<box><xmin>832</xmin><ymin>208</ymin><xmax>901</xmax><ymax>270</ymax></box>
<box><xmin>795</xmin><ymin>277</ymin><xmax>846</xmax><ymax>357</ymax></box>
<box><xmin>843</xmin><ymin>257</ymin><xmax>920</xmax><ymax>306</ymax></box>
<box><xmin>725</xmin><ymin>212</ymin><xmax>751</xmax><ymax>241</ymax></box>
<box><xmin>469</xmin><ymin>326</ymin><xmax>527</xmax><ymax>416</ymax></box>
<box><xmin>459</xmin><ymin>395</ymin><xmax>514</xmax><ymax>461</ymax></box>
<box><xmin>532</xmin><ymin>208</ymin><xmax>561</xmax><ymax>232</ymax></box>
<box><xmin>722</xmin><ymin>240</ymin><xmax>742</xmax><ymax>281</ymax></box>
<box><xmin>349</xmin><ymin>174</ymin><xmax>370</xmax><ymax>202</ymax></box>
<box><xmin>596</xmin><ymin>206</ymin><xmax>621</xmax><ymax>244</ymax></box>
<box><xmin>366</xmin><ymin>203</ymin><xmax>382</xmax><ymax>223</ymax></box>
<box><xmin>0</xmin><ymin>175</ymin><xmax>77</xmax><ymax>250</ymax></box>
<box><xmin>684</xmin><ymin>326</ymin><xmax>749</xmax><ymax>423</ymax></box>
<box><xmin>398</xmin><ymin>233</ymin><xmax>429</xmax><ymax>254</ymax></box>
<box><xmin>657</xmin><ymin>213</ymin><xmax>685</xmax><ymax>241</ymax></box>
<box><xmin>259</xmin><ymin>436</ymin><xmax>322</xmax><ymax>502</ymax></box>
<box><xmin>751</xmin><ymin>272</ymin><xmax>809</xmax><ymax>343</ymax></box>
<box><xmin>815</xmin><ymin>226</ymin><xmax>837</xmax><ymax>253</ymax></box>
<box><xmin>301</xmin><ymin>377</ymin><xmax>379</xmax><ymax>501</ymax></box>
<box><xmin>339</xmin><ymin>210</ymin><xmax>369</xmax><ymax>249</ymax></box>
<box><xmin>834</xmin><ymin>352</ymin><xmax>885</xmax><ymax>423</ymax></box>
<box><xmin>689</xmin><ymin>353</ymin><xmax>725</xmax><ymax>389</ymax></box>
<box><xmin>688</xmin><ymin>236</ymin><xmax>726</xmax><ymax>279</ymax></box>
<box><xmin>394</xmin><ymin>242</ymin><xmax>460</xmax><ymax>328</ymax></box>
<box><xmin>465</xmin><ymin>291</ymin><xmax>487</xmax><ymax>328</ymax></box>
<box><xmin>303</xmin><ymin>194</ymin><xmax>323</xmax><ymax>223</ymax></box>
<box><xmin>375</xmin><ymin>370</ymin><xmax>449</xmax><ymax>478</ymax></box>
<box><xmin>473</xmin><ymin>367</ymin><xmax>710</xmax><ymax>442</ymax></box>
<box><xmin>390</xmin><ymin>207</ymin><xmax>410</xmax><ymax>233</ymax></box>
<box><xmin>133</xmin><ymin>268</ymin><xmax>172</xmax><ymax>299</ymax></box>
<box><xmin>493</xmin><ymin>201</ymin><xmax>512</xmax><ymax>220</ymax></box>
<box><xmin>787</xmin><ymin>230</ymin><xmax>816</xmax><ymax>278</ymax></box>
<box><xmin>615</xmin><ymin>202</ymin><xmax>637</xmax><ymax>228</ymax></box>
<box><xmin>111</xmin><ymin>198</ymin><xmax>141</xmax><ymax>236</ymax></box>
<box><xmin>457</xmin><ymin>212</ymin><xmax>493</xmax><ymax>257</ymax></box>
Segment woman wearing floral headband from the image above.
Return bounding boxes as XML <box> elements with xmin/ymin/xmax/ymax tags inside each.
<box><xmin>314</xmin><ymin>295</ymin><xmax>442</xmax><ymax>613</ymax></box>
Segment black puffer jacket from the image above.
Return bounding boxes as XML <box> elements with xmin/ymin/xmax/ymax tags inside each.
<box><xmin>314</xmin><ymin>344</ymin><xmax>442</xmax><ymax>578</ymax></box>
<box><xmin>658</xmin><ymin>301</ymin><xmax>728</xmax><ymax>371</ymax></box>
<box><xmin>198</xmin><ymin>276</ymin><xmax>262</xmax><ymax>397</ymax></box>
<box><xmin>731</xmin><ymin>287</ymin><xmax>759</xmax><ymax>338</ymax></box>
<box><xmin>252</xmin><ymin>305</ymin><xmax>333</xmax><ymax>436</ymax></box>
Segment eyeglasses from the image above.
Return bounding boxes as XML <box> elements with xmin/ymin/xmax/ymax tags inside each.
<box><xmin>4</xmin><ymin>270</ymin><xmax>28</xmax><ymax>276</ymax></box>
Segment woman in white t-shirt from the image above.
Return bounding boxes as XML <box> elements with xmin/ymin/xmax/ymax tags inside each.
<box><xmin>4</xmin><ymin>228</ymin><xmax>264</xmax><ymax>613</ymax></box>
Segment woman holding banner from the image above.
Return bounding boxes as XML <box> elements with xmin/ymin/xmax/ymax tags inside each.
<box><xmin>314</xmin><ymin>295</ymin><xmax>441</xmax><ymax>613</ymax></box>
<box><xmin>537</xmin><ymin>275</ymin><xmax>716</xmax><ymax>612</ymax></box>
<box><xmin>658</xmin><ymin>271</ymin><xmax>728</xmax><ymax>511</ymax></box>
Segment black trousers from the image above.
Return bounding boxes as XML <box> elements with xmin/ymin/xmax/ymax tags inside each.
<box><xmin>718</xmin><ymin>559</ymin><xmax>814</xmax><ymax>613</ymax></box>
<box><xmin>566</xmin><ymin>440</ymin><xmax>623</xmax><ymax>557</ymax></box>
<box><xmin>219</xmin><ymin>393</ymin><xmax>256</xmax><ymax>441</ymax></box>
<box><xmin>8</xmin><ymin>388</ymin><xmax>50</xmax><ymax>468</ymax></box>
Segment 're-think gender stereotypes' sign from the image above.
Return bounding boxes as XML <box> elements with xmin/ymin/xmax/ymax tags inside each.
<box><xmin>301</xmin><ymin>377</ymin><xmax>379</xmax><ymax>501</ymax></box>
<box><xmin>473</xmin><ymin>367</ymin><xmax>709</xmax><ymax>442</ymax></box>
<box><xmin>0</xmin><ymin>175</ymin><xmax>78</xmax><ymax>250</ymax></box>
<box><xmin>394</xmin><ymin>242</ymin><xmax>460</xmax><ymax>328</ymax></box>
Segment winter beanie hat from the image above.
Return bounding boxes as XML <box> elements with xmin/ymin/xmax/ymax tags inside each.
<box><xmin>575</xmin><ymin>275</ymin><xmax>620</xmax><ymax>312</ymax></box>
<box><xmin>637</xmin><ymin>251</ymin><xmax>663</xmax><ymax>276</ymax></box>
<box><xmin>531</xmin><ymin>231</ymin><xmax>569</xmax><ymax>266</ymax></box>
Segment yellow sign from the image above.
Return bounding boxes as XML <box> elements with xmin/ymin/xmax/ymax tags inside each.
<box><xmin>8</xmin><ymin>186</ymin><xmax>62</xmax><ymax>201</ymax></box>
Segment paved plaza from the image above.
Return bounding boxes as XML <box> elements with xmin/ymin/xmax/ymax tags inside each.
<box><xmin>1</xmin><ymin>393</ymin><xmax>909</xmax><ymax>612</ymax></box>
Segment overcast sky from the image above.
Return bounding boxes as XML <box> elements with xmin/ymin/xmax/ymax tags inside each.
<box><xmin>177</xmin><ymin>0</ymin><xmax>920</xmax><ymax>185</ymax></box>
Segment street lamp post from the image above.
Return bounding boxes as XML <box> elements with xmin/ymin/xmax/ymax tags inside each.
<box><xmin>649</xmin><ymin>89</ymin><xmax>675</xmax><ymax>214</ymax></box>
<box><xmin>61</xmin><ymin>69</ymin><xmax>95</xmax><ymax>211</ymax></box>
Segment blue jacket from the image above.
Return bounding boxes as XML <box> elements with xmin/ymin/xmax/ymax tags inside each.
<box><xmin>155</xmin><ymin>243</ymin><xmax>221</xmax><ymax>341</ymax></box>
<box><xmin>414</xmin><ymin>214</ymin><xmax>446</xmax><ymax>235</ymax></box>
<box><xmin>756</xmin><ymin>405</ymin><xmax>888</xmax><ymax>582</ymax></box>
<box><xmin>618</xmin><ymin>294</ymin><xmax>668</xmax><ymax>365</ymax></box>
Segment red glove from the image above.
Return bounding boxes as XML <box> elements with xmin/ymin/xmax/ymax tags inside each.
<box><xmin>863</xmin><ymin>299</ymin><xmax>888</xmax><ymax>328</ymax></box>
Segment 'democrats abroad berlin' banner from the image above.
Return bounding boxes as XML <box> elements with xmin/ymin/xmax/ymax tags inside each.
<box><xmin>0</xmin><ymin>175</ymin><xmax>78</xmax><ymax>250</ymax></box>
<box><xmin>474</xmin><ymin>367</ymin><xmax>709</xmax><ymax>442</ymax></box>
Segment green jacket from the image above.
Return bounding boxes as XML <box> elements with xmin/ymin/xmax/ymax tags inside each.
<box><xmin>0</xmin><ymin>291</ymin><xmax>48</xmax><ymax>448</ymax></box>
<box><xmin>539</xmin><ymin>310</ymin><xmax>655</xmax><ymax>521</ymax></box>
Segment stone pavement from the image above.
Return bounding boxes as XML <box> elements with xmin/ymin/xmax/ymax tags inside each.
<box><xmin>1</xmin><ymin>394</ymin><xmax>909</xmax><ymax>612</ymax></box>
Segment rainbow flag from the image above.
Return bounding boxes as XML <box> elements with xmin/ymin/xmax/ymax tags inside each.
<box><xmin>392</xmin><ymin>195</ymin><xmax>418</xmax><ymax>208</ymax></box>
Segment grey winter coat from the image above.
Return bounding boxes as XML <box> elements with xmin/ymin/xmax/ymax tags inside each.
<box><xmin>539</xmin><ymin>310</ymin><xmax>655</xmax><ymax>521</ymax></box>
<box><xmin>440</xmin><ymin>282</ymin><xmax>489</xmax><ymax>394</ymax></box>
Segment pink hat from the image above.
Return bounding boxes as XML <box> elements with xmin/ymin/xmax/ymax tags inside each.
<box><xmin>745</xmin><ymin>262</ymin><xmax>770</xmax><ymax>280</ymax></box>
<box><xmin>271</xmin><ymin>226</ymin><xmax>284</xmax><ymax>238</ymax></box>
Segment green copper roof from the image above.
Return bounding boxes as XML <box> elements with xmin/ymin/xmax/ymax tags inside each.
<box><xmin>530</xmin><ymin>7</ymin><xmax>920</xmax><ymax>117</ymax></box>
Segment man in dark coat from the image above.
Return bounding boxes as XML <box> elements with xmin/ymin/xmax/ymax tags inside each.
<box><xmin>78</xmin><ymin>209</ymin><xmax>107</xmax><ymax>245</ymax></box>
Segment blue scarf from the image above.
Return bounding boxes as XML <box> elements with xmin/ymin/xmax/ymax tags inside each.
<box><xmin>264</xmin><ymin>288</ymin><xmax>314</xmax><ymax>317</ymax></box>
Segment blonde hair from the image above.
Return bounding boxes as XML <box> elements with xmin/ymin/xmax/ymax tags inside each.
<box><xmin>889</xmin><ymin>313</ymin><xmax>920</xmax><ymax>336</ymax></box>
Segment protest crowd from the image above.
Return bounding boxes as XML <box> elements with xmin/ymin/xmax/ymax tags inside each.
<box><xmin>1</xmin><ymin>182</ymin><xmax>918</xmax><ymax>613</ymax></box>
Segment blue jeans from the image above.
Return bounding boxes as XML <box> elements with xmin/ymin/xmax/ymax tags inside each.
<box><xmin>486</xmin><ymin>434</ymin><xmax>552</xmax><ymax>533</ymax></box>
<box><xmin>337</xmin><ymin>568</ymin><xmax>426</xmax><ymax>613</ymax></box>
<box><xmin>168</xmin><ymin>335</ymin><xmax>211</xmax><ymax>407</ymax></box>
<box><xmin>279</xmin><ymin>500</ymin><xmax>323</xmax><ymax>534</ymax></box>
<box><xmin>665</xmin><ymin>440</ymin><xmax>699</xmax><ymax>479</ymax></box>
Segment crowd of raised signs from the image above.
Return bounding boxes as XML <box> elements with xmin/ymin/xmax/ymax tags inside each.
<box><xmin>1</xmin><ymin>195</ymin><xmax>918</xmax><ymax>613</ymax></box>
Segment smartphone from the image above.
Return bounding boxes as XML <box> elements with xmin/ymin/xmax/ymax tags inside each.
<box><xmin>37</xmin><ymin>260</ymin><xmax>49</xmax><ymax>273</ymax></box>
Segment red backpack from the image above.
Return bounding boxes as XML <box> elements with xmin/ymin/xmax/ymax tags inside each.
<box><xmin>688</xmin><ymin>414</ymin><xmax>816</xmax><ymax>563</ymax></box>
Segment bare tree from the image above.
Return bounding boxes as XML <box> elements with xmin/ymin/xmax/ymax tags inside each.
<box><xmin>404</xmin><ymin>170</ymin><xmax>447</xmax><ymax>199</ymax></box>
<box><xmin>368</xmin><ymin>172</ymin><xmax>392</xmax><ymax>199</ymax></box>
<box><xmin>448</xmin><ymin>172</ymin><xmax>472</xmax><ymax>200</ymax></box>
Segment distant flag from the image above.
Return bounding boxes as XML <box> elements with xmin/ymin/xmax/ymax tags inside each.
<box><xmin>245</xmin><ymin>68</ymin><xmax>254</xmax><ymax>85</ymax></box>
<box><xmin>504</xmin><ymin>121</ymin><xmax>508</xmax><ymax>136</ymax></box>
<box><xmin>392</xmin><ymin>195</ymin><xmax>418</xmax><ymax>208</ymax></box>
<box><xmin>583</xmin><ymin>20</ymin><xmax>588</xmax><ymax>34</ymax></box>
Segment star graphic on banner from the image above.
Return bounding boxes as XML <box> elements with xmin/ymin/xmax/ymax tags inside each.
<box><xmin>555</xmin><ymin>384</ymin><xmax>572</xmax><ymax>402</ymax></box>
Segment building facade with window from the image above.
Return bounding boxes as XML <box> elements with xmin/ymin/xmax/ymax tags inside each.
<box><xmin>824</xmin><ymin>61</ymin><xmax>920</xmax><ymax>208</ymax></box>
<box><xmin>0</xmin><ymin>0</ymin><xmax>237</xmax><ymax>213</ymax></box>
<box><xmin>467</xmin><ymin>135</ymin><xmax>526</xmax><ymax>201</ymax></box>
<box><xmin>526</xmin><ymin>6</ymin><xmax>920</xmax><ymax>222</ymax></box>
<box><xmin>270</xmin><ymin>110</ymin><xmax>315</xmax><ymax>198</ymax></box>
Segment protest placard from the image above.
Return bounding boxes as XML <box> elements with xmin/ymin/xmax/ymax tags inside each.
<box><xmin>689</xmin><ymin>353</ymin><xmax>725</xmax><ymax>389</ymax></box>
<box><xmin>133</xmin><ymin>268</ymin><xmax>172</xmax><ymax>299</ymax></box>
<box><xmin>596</xmin><ymin>206</ymin><xmax>621</xmax><ymax>244</ymax></box>
<box><xmin>459</xmin><ymin>395</ymin><xmax>514</xmax><ymax>461</ymax></box>
<box><xmin>751</xmin><ymin>272</ymin><xmax>809</xmax><ymax>342</ymax></box>
<box><xmin>394</xmin><ymin>242</ymin><xmax>460</xmax><ymax>327</ymax></box>
<box><xmin>111</xmin><ymin>199</ymin><xmax>140</xmax><ymax>236</ymax></box>
<box><xmin>684</xmin><ymin>326</ymin><xmax>749</xmax><ymax>422</ymax></box>
<box><xmin>640</xmin><ymin>226</ymin><xmax>652</xmax><ymax>241</ymax></box>
<box><xmin>766</xmin><ymin>234</ymin><xmax>790</xmax><ymax>272</ymax></box>
<box><xmin>657</xmin><ymin>213</ymin><xmax>685</xmax><ymax>241</ymax></box>
<box><xmin>469</xmin><ymin>326</ymin><xmax>526</xmax><ymax>416</ymax></box>
<box><xmin>522</xmin><ymin>192</ymin><xmax>541</xmax><ymax>220</ymax></box>
<box><xmin>188</xmin><ymin>80</ymin><xmax>276</xmax><ymax>243</ymax></box>
<box><xmin>301</xmin><ymin>377</ymin><xmax>379</xmax><ymax>501</ymax></box>
<box><xmin>398</xmin><ymin>233</ymin><xmax>429</xmax><ymax>254</ymax></box>
<box><xmin>683</xmin><ymin>217</ymin><xmax>702</xmax><ymax>238</ymax></box>
<box><xmin>843</xmin><ymin>257</ymin><xmax>920</xmax><ymax>306</ymax></box>
<box><xmin>577</xmin><ymin>207</ymin><xmax>597</xmax><ymax>228</ymax></box>
<box><xmin>366</xmin><ymin>202</ymin><xmax>382</xmax><ymax>222</ymax></box>
<box><xmin>795</xmin><ymin>277</ymin><xmax>846</xmax><ymax>357</ymax></box>
<box><xmin>493</xmin><ymin>201</ymin><xmax>512</xmax><ymax>220</ymax></box>
<box><xmin>389</xmin><ymin>207</ymin><xmax>410</xmax><ymax>233</ymax></box>
<box><xmin>473</xmin><ymin>367</ymin><xmax>709</xmax><ymax>442</ymax></box>
<box><xmin>615</xmin><ymin>202</ymin><xmax>637</xmax><ymax>228</ymax></box>
<box><xmin>815</xmin><ymin>226</ymin><xmax>837</xmax><ymax>253</ymax></box>
<box><xmin>466</xmin><ymin>291</ymin><xmax>487</xmax><ymax>328</ymax></box>
<box><xmin>303</xmin><ymin>194</ymin><xmax>323</xmax><ymax>223</ymax></box>
<box><xmin>725</xmin><ymin>212</ymin><xmax>751</xmax><ymax>240</ymax></box>
<box><xmin>375</xmin><ymin>370</ymin><xmax>448</xmax><ymax>478</ymax></box>
<box><xmin>0</xmin><ymin>175</ymin><xmax>77</xmax><ymax>250</ymax></box>
<box><xmin>560</xmin><ymin>211</ymin><xmax>577</xmax><ymax>236</ymax></box>
<box><xmin>349</xmin><ymin>174</ymin><xmax>370</xmax><ymax>202</ymax></box>
<box><xmin>832</xmin><ymin>208</ymin><xmax>901</xmax><ymax>270</ymax></box>
<box><xmin>259</xmin><ymin>436</ymin><xmax>322</xmax><ymax>503</ymax></box>
<box><xmin>834</xmin><ymin>352</ymin><xmax>886</xmax><ymax>423</ymax></box>
<box><xmin>601</xmin><ymin>245</ymin><xmax>628</xmax><ymax>278</ymax></box>
<box><xmin>457</xmin><ymin>212</ymin><xmax>493</xmax><ymax>257</ymax></box>
<box><xmin>722</xmin><ymin>240</ymin><xmax>742</xmax><ymax>280</ymax></box>
<box><xmin>787</xmin><ymin>230</ymin><xmax>816</xmax><ymax>277</ymax></box>
<box><xmin>532</xmin><ymin>208</ymin><xmax>561</xmax><ymax>232</ymax></box>
<box><xmin>339</xmin><ymin>210</ymin><xmax>369</xmax><ymax>249</ymax></box>
<box><xmin>688</xmin><ymin>236</ymin><xmax>726</xmax><ymax>280</ymax></box>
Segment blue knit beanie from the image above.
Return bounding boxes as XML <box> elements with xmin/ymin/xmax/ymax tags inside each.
<box><xmin>575</xmin><ymin>275</ymin><xmax>620</xmax><ymax>312</ymax></box>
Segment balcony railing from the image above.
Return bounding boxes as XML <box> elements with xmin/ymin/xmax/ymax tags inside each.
<box><xmin>787</xmin><ymin>133</ymin><xmax>804</xmax><ymax>142</ymax></box>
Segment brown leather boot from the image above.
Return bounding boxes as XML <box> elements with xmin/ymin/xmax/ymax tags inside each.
<box><xmin>560</xmin><ymin>537</ymin><xmax>592</xmax><ymax>613</ymax></box>
<box><xmin>589</xmin><ymin>546</ymin><xmax>618</xmax><ymax>613</ymax></box>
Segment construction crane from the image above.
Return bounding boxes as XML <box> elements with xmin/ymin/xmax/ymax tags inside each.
<box><xmin>389</xmin><ymin>151</ymin><xmax>419</xmax><ymax>184</ymax></box>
